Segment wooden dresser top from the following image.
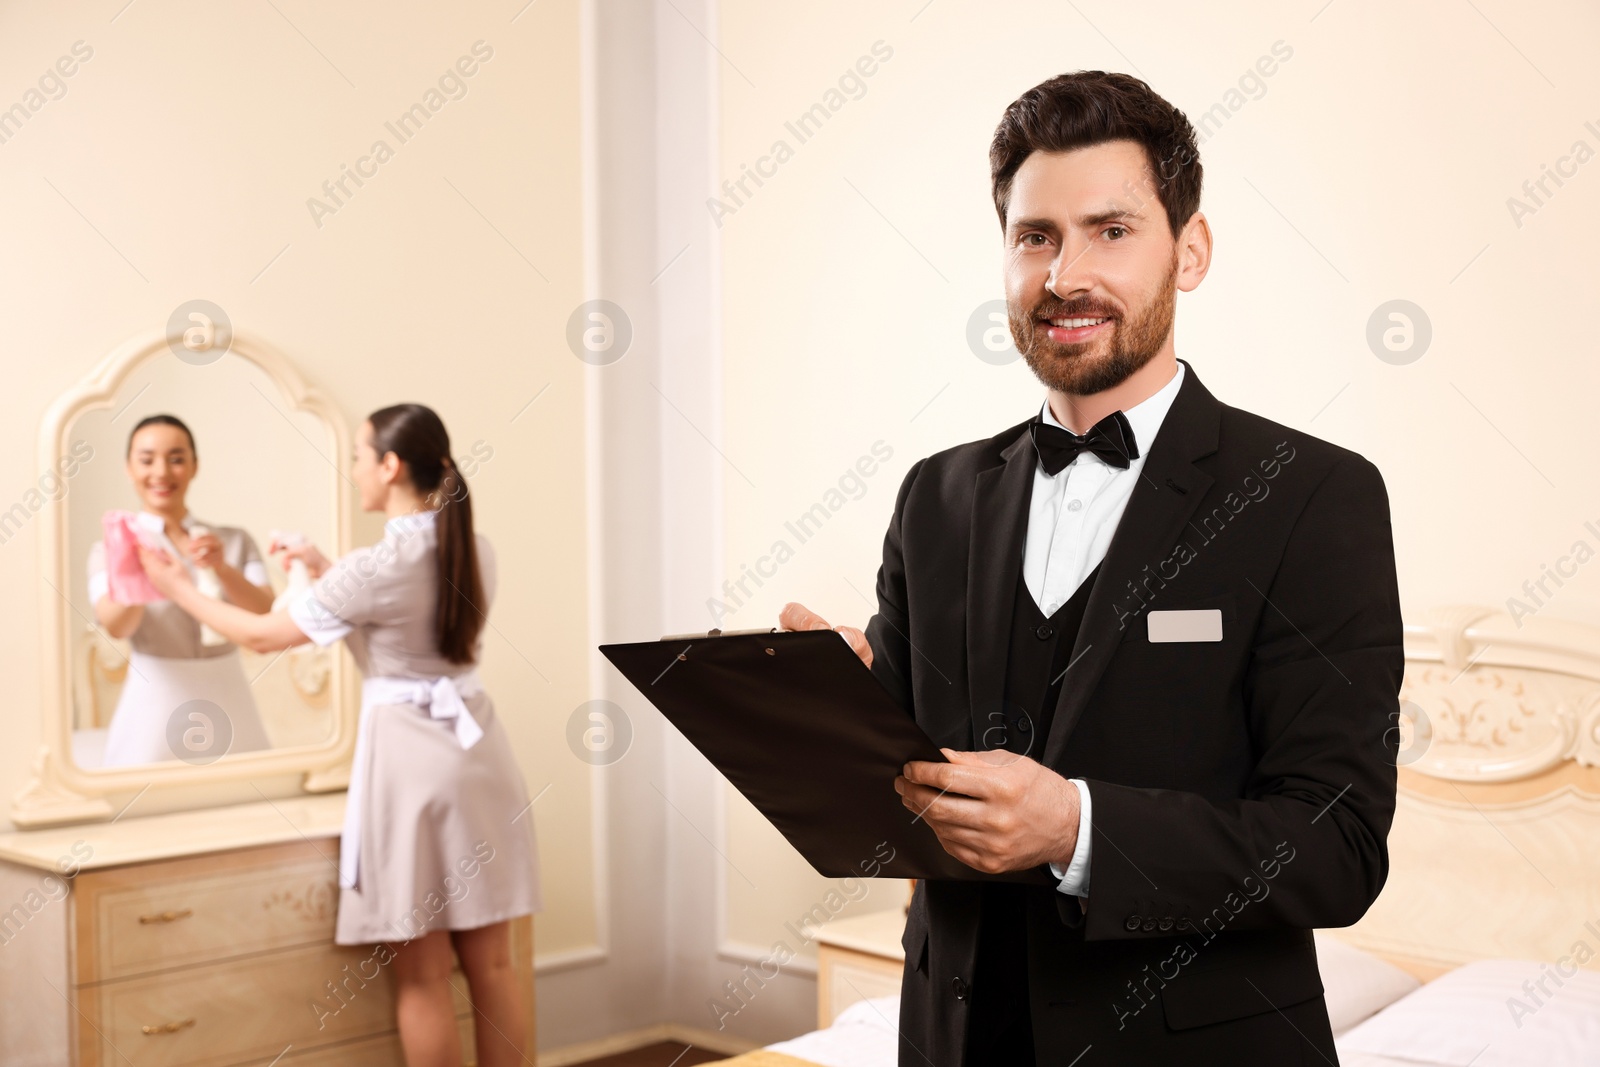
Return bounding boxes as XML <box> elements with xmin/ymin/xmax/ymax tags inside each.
<box><xmin>0</xmin><ymin>792</ymin><xmax>345</xmax><ymax>871</ymax></box>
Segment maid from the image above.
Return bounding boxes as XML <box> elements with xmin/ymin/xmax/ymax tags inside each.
<box><xmin>89</xmin><ymin>414</ymin><xmax>274</xmax><ymax>766</ymax></box>
<box><xmin>138</xmin><ymin>403</ymin><xmax>542</xmax><ymax>1067</ymax></box>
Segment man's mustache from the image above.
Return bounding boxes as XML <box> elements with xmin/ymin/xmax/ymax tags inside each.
<box><xmin>1025</xmin><ymin>301</ymin><xmax>1120</xmax><ymax>325</ymax></box>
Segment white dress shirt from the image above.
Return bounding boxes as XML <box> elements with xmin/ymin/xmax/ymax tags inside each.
<box><xmin>1025</xmin><ymin>361</ymin><xmax>1186</xmax><ymax>899</ymax></box>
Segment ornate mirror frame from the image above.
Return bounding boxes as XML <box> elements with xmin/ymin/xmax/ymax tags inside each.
<box><xmin>14</xmin><ymin>330</ymin><xmax>356</xmax><ymax>827</ymax></box>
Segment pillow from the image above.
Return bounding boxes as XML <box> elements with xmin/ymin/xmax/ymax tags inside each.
<box><xmin>1338</xmin><ymin>958</ymin><xmax>1600</xmax><ymax>1066</ymax></box>
<box><xmin>829</xmin><ymin>995</ymin><xmax>900</xmax><ymax>1032</ymax></box>
<box><xmin>764</xmin><ymin>995</ymin><xmax>900</xmax><ymax>1067</ymax></box>
<box><xmin>1313</xmin><ymin>931</ymin><xmax>1423</xmax><ymax>1035</ymax></box>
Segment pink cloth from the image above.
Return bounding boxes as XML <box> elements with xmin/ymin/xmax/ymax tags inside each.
<box><xmin>100</xmin><ymin>510</ymin><xmax>165</xmax><ymax>604</ymax></box>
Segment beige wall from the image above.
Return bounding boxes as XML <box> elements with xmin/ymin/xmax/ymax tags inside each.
<box><xmin>713</xmin><ymin>0</ymin><xmax>1600</xmax><ymax>988</ymax></box>
<box><xmin>0</xmin><ymin>0</ymin><xmax>598</xmax><ymax>981</ymax></box>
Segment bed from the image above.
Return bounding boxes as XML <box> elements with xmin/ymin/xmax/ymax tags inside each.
<box><xmin>717</xmin><ymin>606</ymin><xmax>1600</xmax><ymax>1065</ymax></box>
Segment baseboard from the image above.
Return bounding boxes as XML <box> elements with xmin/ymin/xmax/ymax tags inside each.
<box><xmin>537</xmin><ymin>1022</ymin><xmax>759</xmax><ymax>1065</ymax></box>
<box><xmin>666</xmin><ymin>1023</ymin><xmax>761</xmax><ymax>1055</ymax></box>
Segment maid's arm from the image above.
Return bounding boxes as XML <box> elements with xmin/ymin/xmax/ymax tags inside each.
<box><xmin>191</xmin><ymin>528</ymin><xmax>273</xmax><ymax>614</ymax></box>
<box><xmin>93</xmin><ymin>596</ymin><xmax>144</xmax><ymax>639</ymax></box>
<box><xmin>137</xmin><ymin>544</ymin><xmax>312</xmax><ymax>653</ymax></box>
<box><xmin>88</xmin><ymin>540</ymin><xmax>145</xmax><ymax>638</ymax></box>
<box><xmin>210</xmin><ymin>557</ymin><xmax>275</xmax><ymax>614</ymax></box>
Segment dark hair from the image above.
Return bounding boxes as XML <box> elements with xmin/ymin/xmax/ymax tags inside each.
<box><xmin>127</xmin><ymin>414</ymin><xmax>197</xmax><ymax>459</ymax></box>
<box><xmin>989</xmin><ymin>71</ymin><xmax>1202</xmax><ymax>240</ymax></box>
<box><xmin>367</xmin><ymin>404</ymin><xmax>485</xmax><ymax>665</ymax></box>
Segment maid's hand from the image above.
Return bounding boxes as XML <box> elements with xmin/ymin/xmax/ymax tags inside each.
<box><xmin>268</xmin><ymin>537</ymin><xmax>332</xmax><ymax>580</ymax></box>
<box><xmin>184</xmin><ymin>530</ymin><xmax>223</xmax><ymax>568</ymax></box>
<box><xmin>135</xmin><ymin>543</ymin><xmax>190</xmax><ymax>596</ymax></box>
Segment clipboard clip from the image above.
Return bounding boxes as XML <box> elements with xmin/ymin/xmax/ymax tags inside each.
<box><xmin>659</xmin><ymin>626</ymin><xmax>779</xmax><ymax>642</ymax></box>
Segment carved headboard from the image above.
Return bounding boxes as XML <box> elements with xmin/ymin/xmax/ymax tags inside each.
<box><xmin>1336</xmin><ymin>606</ymin><xmax>1600</xmax><ymax>980</ymax></box>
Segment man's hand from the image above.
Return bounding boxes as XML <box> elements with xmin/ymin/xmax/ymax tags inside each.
<box><xmin>896</xmin><ymin>749</ymin><xmax>1079</xmax><ymax>874</ymax></box>
<box><xmin>779</xmin><ymin>602</ymin><xmax>872</xmax><ymax>668</ymax></box>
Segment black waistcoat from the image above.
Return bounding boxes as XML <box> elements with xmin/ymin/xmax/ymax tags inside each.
<box><xmin>965</xmin><ymin>557</ymin><xmax>1104</xmax><ymax>1057</ymax></box>
<box><xmin>985</xmin><ymin>558</ymin><xmax>1103</xmax><ymax>759</ymax></box>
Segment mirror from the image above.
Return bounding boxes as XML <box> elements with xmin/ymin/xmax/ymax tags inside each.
<box><xmin>18</xmin><ymin>330</ymin><xmax>355</xmax><ymax>826</ymax></box>
<box><xmin>68</xmin><ymin>352</ymin><xmax>339</xmax><ymax>769</ymax></box>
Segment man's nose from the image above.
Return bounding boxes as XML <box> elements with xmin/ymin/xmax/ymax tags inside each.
<box><xmin>1046</xmin><ymin>238</ymin><xmax>1095</xmax><ymax>299</ymax></box>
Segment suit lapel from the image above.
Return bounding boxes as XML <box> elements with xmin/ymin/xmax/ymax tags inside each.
<box><xmin>965</xmin><ymin>424</ymin><xmax>1037</xmax><ymax>744</ymax></box>
<box><xmin>1039</xmin><ymin>359</ymin><xmax>1222</xmax><ymax>767</ymax></box>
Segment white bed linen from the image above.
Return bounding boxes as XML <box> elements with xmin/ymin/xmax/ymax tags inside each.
<box><xmin>1337</xmin><ymin>959</ymin><xmax>1600</xmax><ymax>1066</ymax></box>
<box><xmin>764</xmin><ymin>996</ymin><xmax>900</xmax><ymax>1067</ymax></box>
<box><xmin>1314</xmin><ymin>930</ymin><xmax>1423</xmax><ymax>1035</ymax></box>
<box><xmin>759</xmin><ymin>994</ymin><xmax>1420</xmax><ymax>1067</ymax></box>
<box><xmin>768</xmin><ymin>950</ymin><xmax>1600</xmax><ymax>1067</ymax></box>
<box><xmin>1334</xmin><ymin>1053</ymin><xmax>1446</xmax><ymax>1067</ymax></box>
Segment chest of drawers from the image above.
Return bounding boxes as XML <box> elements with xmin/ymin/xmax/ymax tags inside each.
<box><xmin>0</xmin><ymin>794</ymin><xmax>534</xmax><ymax>1066</ymax></box>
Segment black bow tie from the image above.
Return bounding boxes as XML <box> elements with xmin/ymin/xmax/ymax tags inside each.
<box><xmin>1029</xmin><ymin>409</ymin><xmax>1139</xmax><ymax>475</ymax></box>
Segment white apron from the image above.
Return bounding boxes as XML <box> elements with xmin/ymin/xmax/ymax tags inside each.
<box><xmin>341</xmin><ymin>670</ymin><xmax>485</xmax><ymax>891</ymax></box>
<box><xmin>102</xmin><ymin>649</ymin><xmax>272</xmax><ymax>767</ymax></box>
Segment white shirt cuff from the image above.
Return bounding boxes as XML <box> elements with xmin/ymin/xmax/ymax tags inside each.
<box><xmin>88</xmin><ymin>571</ymin><xmax>109</xmax><ymax>605</ymax></box>
<box><xmin>286</xmin><ymin>586</ymin><xmax>353</xmax><ymax>647</ymax></box>
<box><xmin>1048</xmin><ymin>778</ymin><xmax>1092</xmax><ymax>898</ymax></box>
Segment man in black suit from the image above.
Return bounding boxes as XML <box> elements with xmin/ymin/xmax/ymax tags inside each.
<box><xmin>783</xmin><ymin>70</ymin><xmax>1403</xmax><ymax>1064</ymax></box>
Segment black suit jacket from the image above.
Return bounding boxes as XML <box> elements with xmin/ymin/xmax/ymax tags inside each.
<box><xmin>865</xmin><ymin>359</ymin><xmax>1404</xmax><ymax>1065</ymax></box>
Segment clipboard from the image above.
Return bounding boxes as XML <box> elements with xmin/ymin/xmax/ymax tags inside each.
<box><xmin>599</xmin><ymin>628</ymin><xmax>1052</xmax><ymax>884</ymax></box>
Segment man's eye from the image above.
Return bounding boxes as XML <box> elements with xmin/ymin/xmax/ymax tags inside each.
<box><xmin>1022</xmin><ymin>233</ymin><xmax>1046</xmax><ymax>246</ymax></box>
<box><xmin>1105</xmin><ymin>226</ymin><xmax>1127</xmax><ymax>240</ymax></box>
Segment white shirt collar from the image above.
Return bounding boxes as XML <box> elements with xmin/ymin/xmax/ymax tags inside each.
<box><xmin>1039</xmin><ymin>359</ymin><xmax>1186</xmax><ymax>466</ymax></box>
<box><xmin>139</xmin><ymin>510</ymin><xmax>202</xmax><ymax>529</ymax></box>
<box><xmin>385</xmin><ymin>509</ymin><xmax>438</xmax><ymax>538</ymax></box>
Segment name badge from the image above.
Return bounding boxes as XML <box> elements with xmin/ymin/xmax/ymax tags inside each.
<box><xmin>1148</xmin><ymin>608</ymin><xmax>1223</xmax><ymax>643</ymax></box>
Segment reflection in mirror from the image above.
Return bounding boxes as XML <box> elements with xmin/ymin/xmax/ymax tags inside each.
<box><xmin>66</xmin><ymin>350</ymin><xmax>339</xmax><ymax>771</ymax></box>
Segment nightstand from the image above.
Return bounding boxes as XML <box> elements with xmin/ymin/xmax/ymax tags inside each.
<box><xmin>814</xmin><ymin>907</ymin><xmax>907</xmax><ymax>1028</ymax></box>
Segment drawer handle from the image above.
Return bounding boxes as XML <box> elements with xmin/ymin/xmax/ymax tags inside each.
<box><xmin>140</xmin><ymin>1018</ymin><xmax>196</xmax><ymax>1035</ymax></box>
<box><xmin>137</xmin><ymin>908</ymin><xmax>193</xmax><ymax>925</ymax></box>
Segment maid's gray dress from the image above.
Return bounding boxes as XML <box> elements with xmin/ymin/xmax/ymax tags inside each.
<box><xmin>288</xmin><ymin>510</ymin><xmax>542</xmax><ymax>945</ymax></box>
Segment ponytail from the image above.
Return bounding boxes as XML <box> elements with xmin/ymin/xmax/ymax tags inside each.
<box><xmin>431</xmin><ymin>457</ymin><xmax>485</xmax><ymax>664</ymax></box>
<box><xmin>367</xmin><ymin>404</ymin><xmax>486</xmax><ymax>664</ymax></box>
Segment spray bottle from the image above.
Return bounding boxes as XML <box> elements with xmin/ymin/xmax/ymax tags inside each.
<box><xmin>270</xmin><ymin>530</ymin><xmax>311</xmax><ymax>612</ymax></box>
<box><xmin>132</xmin><ymin>513</ymin><xmax>227</xmax><ymax>646</ymax></box>
<box><xmin>185</xmin><ymin>524</ymin><xmax>229</xmax><ymax>646</ymax></box>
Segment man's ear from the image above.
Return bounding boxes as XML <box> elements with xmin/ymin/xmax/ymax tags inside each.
<box><xmin>1177</xmin><ymin>210</ymin><xmax>1213</xmax><ymax>293</ymax></box>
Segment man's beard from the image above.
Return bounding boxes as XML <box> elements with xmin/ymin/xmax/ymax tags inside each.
<box><xmin>1009</xmin><ymin>256</ymin><xmax>1178</xmax><ymax>397</ymax></box>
